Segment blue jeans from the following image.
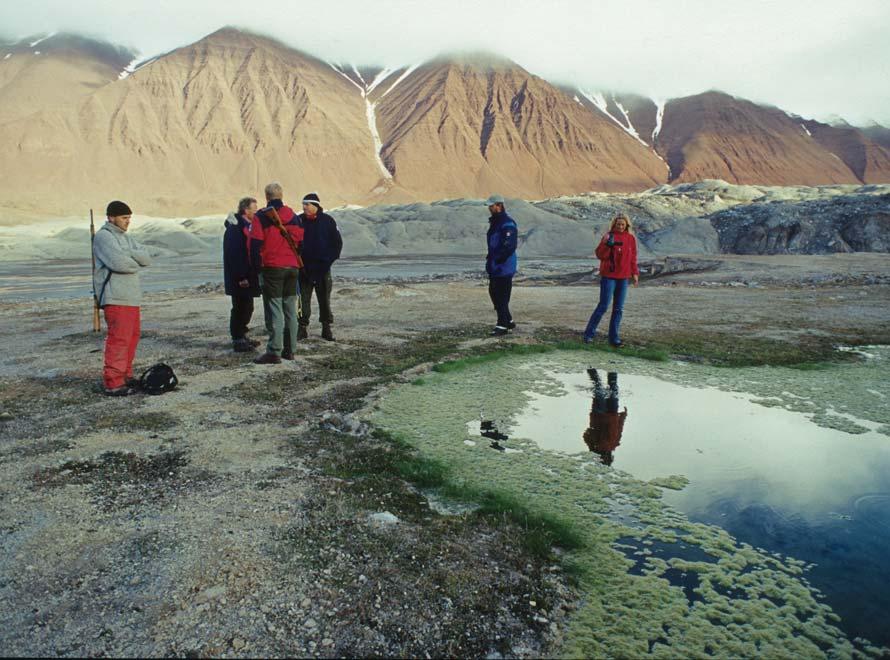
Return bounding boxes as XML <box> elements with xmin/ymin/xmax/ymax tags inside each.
<box><xmin>583</xmin><ymin>277</ymin><xmax>629</xmax><ymax>343</ymax></box>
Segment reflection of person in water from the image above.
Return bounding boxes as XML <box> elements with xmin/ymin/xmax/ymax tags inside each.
<box><xmin>583</xmin><ymin>369</ymin><xmax>627</xmax><ymax>465</ymax></box>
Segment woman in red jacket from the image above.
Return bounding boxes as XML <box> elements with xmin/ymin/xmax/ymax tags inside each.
<box><xmin>582</xmin><ymin>213</ymin><xmax>639</xmax><ymax>347</ymax></box>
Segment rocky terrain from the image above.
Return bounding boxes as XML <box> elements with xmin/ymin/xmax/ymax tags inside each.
<box><xmin>2</xmin><ymin>182</ymin><xmax>888</xmax><ymax>271</ymax></box>
<box><xmin>1</xmin><ymin>253</ymin><xmax>889</xmax><ymax>656</ymax></box>
<box><xmin>710</xmin><ymin>193</ymin><xmax>890</xmax><ymax>254</ymax></box>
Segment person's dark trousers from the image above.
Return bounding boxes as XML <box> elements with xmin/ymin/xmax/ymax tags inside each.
<box><xmin>488</xmin><ymin>275</ymin><xmax>513</xmax><ymax>327</ymax></box>
<box><xmin>258</xmin><ymin>272</ymin><xmax>272</xmax><ymax>335</ymax></box>
<box><xmin>229</xmin><ymin>295</ymin><xmax>254</xmax><ymax>340</ymax></box>
<box><xmin>261</xmin><ymin>267</ymin><xmax>299</xmax><ymax>356</ymax></box>
<box><xmin>299</xmin><ymin>269</ymin><xmax>334</xmax><ymax>327</ymax></box>
<box><xmin>606</xmin><ymin>372</ymin><xmax>619</xmax><ymax>412</ymax></box>
<box><xmin>583</xmin><ymin>277</ymin><xmax>629</xmax><ymax>344</ymax></box>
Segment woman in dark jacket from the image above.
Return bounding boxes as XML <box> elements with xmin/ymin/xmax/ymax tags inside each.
<box><xmin>223</xmin><ymin>196</ymin><xmax>261</xmax><ymax>352</ymax></box>
<box><xmin>582</xmin><ymin>212</ymin><xmax>639</xmax><ymax>347</ymax></box>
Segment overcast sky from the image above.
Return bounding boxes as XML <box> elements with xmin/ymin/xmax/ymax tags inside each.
<box><xmin>2</xmin><ymin>0</ymin><xmax>888</xmax><ymax>125</ymax></box>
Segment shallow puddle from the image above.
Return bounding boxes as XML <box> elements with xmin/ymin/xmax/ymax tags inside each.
<box><xmin>486</xmin><ymin>367</ymin><xmax>890</xmax><ymax>646</ymax></box>
<box><xmin>371</xmin><ymin>348</ymin><xmax>890</xmax><ymax>656</ymax></box>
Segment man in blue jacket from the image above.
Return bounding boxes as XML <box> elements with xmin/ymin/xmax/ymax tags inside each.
<box><xmin>485</xmin><ymin>195</ymin><xmax>518</xmax><ymax>337</ymax></box>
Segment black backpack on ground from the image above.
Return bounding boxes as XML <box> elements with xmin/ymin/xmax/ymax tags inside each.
<box><xmin>139</xmin><ymin>363</ymin><xmax>178</xmax><ymax>395</ymax></box>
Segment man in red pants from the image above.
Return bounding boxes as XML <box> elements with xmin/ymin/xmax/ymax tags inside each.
<box><xmin>92</xmin><ymin>201</ymin><xmax>152</xmax><ymax>396</ymax></box>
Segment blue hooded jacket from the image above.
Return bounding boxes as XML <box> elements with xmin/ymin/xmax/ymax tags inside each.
<box><xmin>486</xmin><ymin>211</ymin><xmax>518</xmax><ymax>277</ymax></box>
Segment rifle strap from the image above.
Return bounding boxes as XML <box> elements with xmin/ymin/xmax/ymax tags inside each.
<box><xmin>267</xmin><ymin>207</ymin><xmax>301</xmax><ymax>261</ymax></box>
<box><xmin>97</xmin><ymin>270</ymin><xmax>113</xmax><ymax>307</ymax></box>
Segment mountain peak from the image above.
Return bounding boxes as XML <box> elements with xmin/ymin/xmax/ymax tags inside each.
<box><xmin>430</xmin><ymin>50</ymin><xmax>521</xmax><ymax>72</ymax></box>
<box><xmin>3</xmin><ymin>32</ymin><xmax>136</xmax><ymax>68</ymax></box>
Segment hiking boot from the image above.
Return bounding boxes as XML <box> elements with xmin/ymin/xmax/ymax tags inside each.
<box><xmin>610</xmin><ymin>341</ymin><xmax>624</xmax><ymax>349</ymax></box>
<box><xmin>246</xmin><ymin>337</ymin><xmax>261</xmax><ymax>348</ymax></box>
<box><xmin>233</xmin><ymin>338</ymin><xmax>255</xmax><ymax>353</ymax></box>
<box><xmin>321</xmin><ymin>324</ymin><xmax>335</xmax><ymax>342</ymax></box>
<box><xmin>104</xmin><ymin>385</ymin><xmax>137</xmax><ymax>397</ymax></box>
<box><xmin>506</xmin><ymin>321</ymin><xmax>516</xmax><ymax>330</ymax></box>
<box><xmin>253</xmin><ymin>352</ymin><xmax>282</xmax><ymax>365</ymax></box>
<box><xmin>583</xmin><ymin>335</ymin><xmax>594</xmax><ymax>344</ymax></box>
<box><xmin>490</xmin><ymin>326</ymin><xmax>509</xmax><ymax>337</ymax></box>
<box><xmin>297</xmin><ymin>325</ymin><xmax>309</xmax><ymax>341</ymax></box>
<box><xmin>281</xmin><ymin>350</ymin><xmax>294</xmax><ymax>361</ymax></box>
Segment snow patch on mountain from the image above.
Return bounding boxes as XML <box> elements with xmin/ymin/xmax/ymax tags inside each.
<box><xmin>118</xmin><ymin>56</ymin><xmax>142</xmax><ymax>80</ymax></box>
<box><xmin>327</xmin><ymin>62</ymin><xmax>363</xmax><ymax>92</ymax></box>
<box><xmin>800</xmin><ymin>123</ymin><xmax>812</xmax><ymax>137</ymax></box>
<box><xmin>581</xmin><ymin>90</ymin><xmax>609</xmax><ymax>116</ymax></box>
<box><xmin>653</xmin><ymin>99</ymin><xmax>666</xmax><ymax>141</ymax></box>
<box><xmin>328</xmin><ymin>61</ymin><xmax>395</xmax><ymax>181</ymax></box>
<box><xmin>580</xmin><ymin>89</ymin><xmax>656</xmax><ymax>154</ymax></box>
<box><xmin>351</xmin><ymin>64</ymin><xmax>366</xmax><ymax>86</ymax></box>
<box><xmin>28</xmin><ymin>32</ymin><xmax>56</xmax><ymax>48</ymax></box>
<box><xmin>613</xmin><ymin>100</ymin><xmax>648</xmax><ymax>147</ymax></box>
<box><xmin>381</xmin><ymin>64</ymin><xmax>420</xmax><ymax>98</ymax></box>
<box><xmin>367</xmin><ymin>67</ymin><xmax>396</xmax><ymax>95</ymax></box>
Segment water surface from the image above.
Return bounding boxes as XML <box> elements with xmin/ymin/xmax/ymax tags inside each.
<box><xmin>489</xmin><ymin>367</ymin><xmax>890</xmax><ymax>646</ymax></box>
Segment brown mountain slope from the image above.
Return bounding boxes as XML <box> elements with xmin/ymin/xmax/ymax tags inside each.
<box><xmin>0</xmin><ymin>28</ymin><xmax>384</xmax><ymax>216</ymax></box>
<box><xmin>0</xmin><ymin>33</ymin><xmax>135</xmax><ymax>124</ymax></box>
<box><xmin>861</xmin><ymin>123</ymin><xmax>890</xmax><ymax>150</ymax></box>
<box><xmin>656</xmin><ymin>92</ymin><xmax>860</xmax><ymax>185</ymax></box>
<box><xmin>803</xmin><ymin>120</ymin><xmax>890</xmax><ymax>183</ymax></box>
<box><xmin>373</xmin><ymin>55</ymin><xmax>668</xmax><ymax>200</ymax></box>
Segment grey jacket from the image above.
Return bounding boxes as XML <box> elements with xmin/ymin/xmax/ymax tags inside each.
<box><xmin>93</xmin><ymin>222</ymin><xmax>151</xmax><ymax>307</ymax></box>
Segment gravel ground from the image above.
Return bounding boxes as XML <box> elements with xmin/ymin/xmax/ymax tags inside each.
<box><xmin>1</xmin><ymin>253</ymin><xmax>888</xmax><ymax>657</ymax></box>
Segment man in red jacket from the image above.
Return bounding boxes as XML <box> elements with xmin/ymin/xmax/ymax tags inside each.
<box><xmin>249</xmin><ymin>182</ymin><xmax>304</xmax><ymax>364</ymax></box>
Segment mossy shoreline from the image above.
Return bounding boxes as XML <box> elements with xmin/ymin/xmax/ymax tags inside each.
<box><xmin>362</xmin><ymin>340</ymin><xmax>889</xmax><ymax>657</ymax></box>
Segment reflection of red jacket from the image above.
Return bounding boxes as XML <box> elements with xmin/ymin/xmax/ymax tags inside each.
<box><xmin>595</xmin><ymin>231</ymin><xmax>638</xmax><ymax>279</ymax></box>
<box><xmin>583</xmin><ymin>410</ymin><xmax>627</xmax><ymax>452</ymax></box>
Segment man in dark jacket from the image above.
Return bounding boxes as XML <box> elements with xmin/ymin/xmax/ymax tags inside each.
<box><xmin>223</xmin><ymin>196</ymin><xmax>261</xmax><ymax>352</ymax></box>
<box><xmin>297</xmin><ymin>192</ymin><xmax>343</xmax><ymax>342</ymax></box>
<box><xmin>485</xmin><ymin>195</ymin><xmax>518</xmax><ymax>336</ymax></box>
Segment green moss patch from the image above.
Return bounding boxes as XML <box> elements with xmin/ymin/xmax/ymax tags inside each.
<box><xmin>368</xmin><ymin>349</ymin><xmax>890</xmax><ymax>656</ymax></box>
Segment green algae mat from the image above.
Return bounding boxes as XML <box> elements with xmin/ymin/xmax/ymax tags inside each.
<box><xmin>369</xmin><ymin>348</ymin><xmax>890</xmax><ymax>658</ymax></box>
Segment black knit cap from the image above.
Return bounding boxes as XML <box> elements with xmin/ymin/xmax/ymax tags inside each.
<box><xmin>301</xmin><ymin>192</ymin><xmax>321</xmax><ymax>208</ymax></box>
<box><xmin>106</xmin><ymin>200</ymin><xmax>132</xmax><ymax>217</ymax></box>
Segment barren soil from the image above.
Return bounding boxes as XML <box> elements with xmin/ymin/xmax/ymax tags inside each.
<box><xmin>1</xmin><ymin>254</ymin><xmax>889</xmax><ymax>657</ymax></box>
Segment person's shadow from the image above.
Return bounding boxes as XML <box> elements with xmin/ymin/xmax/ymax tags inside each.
<box><xmin>583</xmin><ymin>369</ymin><xmax>627</xmax><ymax>466</ymax></box>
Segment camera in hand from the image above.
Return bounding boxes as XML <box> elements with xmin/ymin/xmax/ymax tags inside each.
<box><xmin>607</xmin><ymin>232</ymin><xmax>623</xmax><ymax>247</ymax></box>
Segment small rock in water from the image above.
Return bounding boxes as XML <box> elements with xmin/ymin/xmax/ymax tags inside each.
<box><xmin>368</xmin><ymin>511</ymin><xmax>400</xmax><ymax>526</ymax></box>
<box><xmin>0</xmin><ymin>412</ymin><xmax>13</xmax><ymax>421</ymax></box>
<box><xmin>232</xmin><ymin>638</ymin><xmax>245</xmax><ymax>650</ymax></box>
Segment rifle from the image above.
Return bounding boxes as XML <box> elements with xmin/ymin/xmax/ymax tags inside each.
<box><xmin>90</xmin><ymin>209</ymin><xmax>101</xmax><ymax>332</ymax></box>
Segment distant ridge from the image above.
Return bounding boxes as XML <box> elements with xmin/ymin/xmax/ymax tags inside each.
<box><xmin>0</xmin><ymin>27</ymin><xmax>888</xmax><ymax>216</ymax></box>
